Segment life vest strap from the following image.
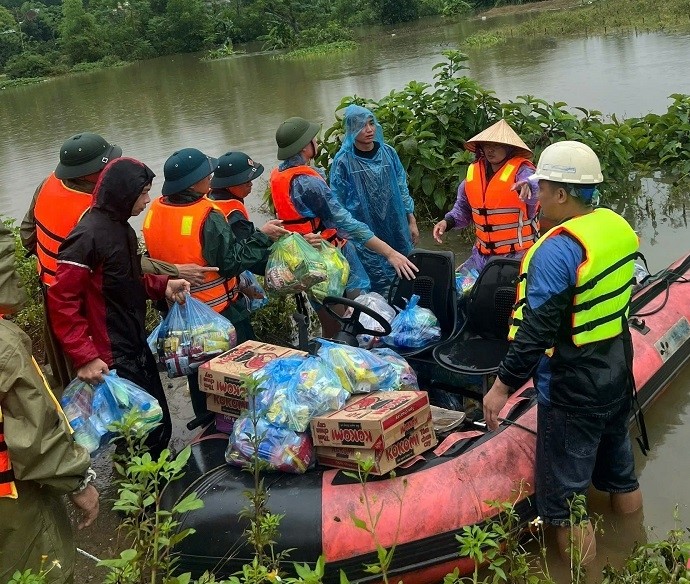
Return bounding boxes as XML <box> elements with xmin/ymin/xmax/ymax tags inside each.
<box><xmin>471</xmin><ymin>206</ymin><xmax>523</xmax><ymax>217</ymax></box>
<box><xmin>571</xmin><ymin>304</ymin><xmax>630</xmax><ymax>335</ymax></box>
<box><xmin>572</xmin><ymin>278</ymin><xmax>635</xmax><ymax>313</ymax></box>
<box><xmin>0</xmin><ymin>468</ymin><xmax>14</xmax><ymax>483</ymax></box>
<box><xmin>573</xmin><ymin>252</ymin><xmax>638</xmax><ymax>294</ymax></box>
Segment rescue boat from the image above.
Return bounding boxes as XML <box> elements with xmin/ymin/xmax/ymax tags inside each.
<box><xmin>161</xmin><ymin>252</ymin><xmax>690</xmax><ymax>583</ymax></box>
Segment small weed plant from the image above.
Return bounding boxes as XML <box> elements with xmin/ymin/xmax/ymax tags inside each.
<box><xmin>101</xmin><ymin>411</ymin><xmax>206</xmax><ymax>584</ymax></box>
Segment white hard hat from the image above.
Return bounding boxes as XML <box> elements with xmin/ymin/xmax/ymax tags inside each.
<box><xmin>531</xmin><ymin>141</ymin><xmax>603</xmax><ymax>184</ymax></box>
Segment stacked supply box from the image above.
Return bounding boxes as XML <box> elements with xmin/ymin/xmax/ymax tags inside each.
<box><xmin>199</xmin><ymin>340</ymin><xmax>307</xmax><ymax>432</ymax></box>
<box><xmin>310</xmin><ymin>391</ymin><xmax>436</xmax><ymax>475</ymax></box>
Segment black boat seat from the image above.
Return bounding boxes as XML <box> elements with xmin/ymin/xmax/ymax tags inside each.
<box><xmin>433</xmin><ymin>257</ymin><xmax>521</xmax><ymax>387</ymax></box>
<box><xmin>387</xmin><ymin>248</ymin><xmax>458</xmax><ymax>359</ymax></box>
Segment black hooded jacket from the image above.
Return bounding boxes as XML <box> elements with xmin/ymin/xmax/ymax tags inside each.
<box><xmin>48</xmin><ymin>158</ymin><xmax>168</xmax><ymax>369</ymax></box>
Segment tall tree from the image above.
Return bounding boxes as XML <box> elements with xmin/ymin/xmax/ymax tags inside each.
<box><xmin>59</xmin><ymin>0</ymin><xmax>103</xmax><ymax>64</ymax></box>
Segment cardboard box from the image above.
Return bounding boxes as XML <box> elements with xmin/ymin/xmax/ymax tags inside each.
<box><xmin>316</xmin><ymin>421</ymin><xmax>437</xmax><ymax>475</ymax></box>
<box><xmin>310</xmin><ymin>391</ymin><xmax>431</xmax><ymax>450</ymax></box>
<box><xmin>206</xmin><ymin>392</ymin><xmax>248</xmax><ymax>417</ymax></box>
<box><xmin>199</xmin><ymin>340</ymin><xmax>306</xmax><ymax>398</ymax></box>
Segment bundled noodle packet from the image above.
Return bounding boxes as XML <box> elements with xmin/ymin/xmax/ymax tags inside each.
<box><xmin>264</xmin><ymin>233</ymin><xmax>327</xmax><ymax>295</ymax></box>
<box><xmin>156</xmin><ymin>294</ymin><xmax>237</xmax><ymax>377</ymax></box>
<box><xmin>384</xmin><ymin>294</ymin><xmax>441</xmax><ymax>349</ymax></box>
<box><xmin>310</xmin><ymin>241</ymin><xmax>349</xmax><ymax>302</ymax></box>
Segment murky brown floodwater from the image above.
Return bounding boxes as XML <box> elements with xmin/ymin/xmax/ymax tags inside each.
<box><xmin>2</xmin><ymin>11</ymin><xmax>690</xmax><ymax>583</ymax></box>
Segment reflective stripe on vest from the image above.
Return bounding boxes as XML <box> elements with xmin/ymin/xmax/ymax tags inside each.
<box><xmin>206</xmin><ymin>195</ymin><xmax>250</xmax><ymax>220</ymax></box>
<box><xmin>269</xmin><ymin>166</ymin><xmax>338</xmax><ymax>242</ymax></box>
<box><xmin>465</xmin><ymin>157</ymin><xmax>538</xmax><ymax>255</ymax></box>
<box><xmin>143</xmin><ymin>197</ymin><xmax>239</xmax><ymax>313</ymax></box>
<box><xmin>508</xmin><ymin>208</ymin><xmax>639</xmax><ymax>347</ymax></box>
<box><xmin>34</xmin><ymin>174</ymin><xmax>92</xmax><ymax>286</ymax></box>
<box><xmin>0</xmin><ymin>406</ymin><xmax>17</xmax><ymax>499</ymax></box>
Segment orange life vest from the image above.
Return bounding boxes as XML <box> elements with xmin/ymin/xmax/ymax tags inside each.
<box><xmin>34</xmin><ymin>173</ymin><xmax>92</xmax><ymax>286</ymax></box>
<box><xmin>0</xmin><ymin>405</ymin><xmax>17</xmax><ymax>499</ymax></box>
<box><xmin>465</xmin><ymin>157</ymin><xmax>538</xmax><ymax>255</ymax></box>
<box><xmin>269</xmin><ymin>166</ymin><xmax>338</xmax><ymax>242</ymax></box>
<box><xmin>205</xmin><ymin>194</ymin><xmax>249</xmax><ymax>220</ymax></box>
<box><xmin>142</xmin><ymin>197</ymin><xmax>239</xmax><ymax>312</ymax></box>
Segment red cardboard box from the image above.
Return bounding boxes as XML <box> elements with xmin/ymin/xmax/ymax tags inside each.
<box><xmin>199</xmin><ymin>340</ymin><xmax>306</xmax><ymax>398</ymax></box>
<box><xmin>315</xmin><ymin>421</ymin><xmax>436</xmax><ymax>475</ymax></box>
<box><xmin>310</xmin><ymin>391</ymin><xmax>431</xmax><ymax>450</ymax></box>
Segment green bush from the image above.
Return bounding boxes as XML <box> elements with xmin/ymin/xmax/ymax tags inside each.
<box><xmin>4</xmin><ymin>52</ymin><xmax>53</xmax><ymax>79</ymax></box>
<box><xmin>318</xmin><ymin>50</ymin><xmax>690</xmax><ymax>220</ymax></box>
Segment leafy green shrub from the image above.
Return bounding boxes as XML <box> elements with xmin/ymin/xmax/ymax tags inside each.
<box><xmin>4</xmin><ymin>52</ymin><xmax>53</xmax><ymax>79</ymax></box>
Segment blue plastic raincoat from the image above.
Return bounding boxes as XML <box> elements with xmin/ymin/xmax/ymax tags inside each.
<box><xmin>330</xmin><ymin>105</ymin><xmax>414</xmax><ymax>294</ymax></box>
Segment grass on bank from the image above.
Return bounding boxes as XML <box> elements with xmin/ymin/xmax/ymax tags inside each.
<box><xmin>276</xmin><ymin>41</ymin><xmax>358</xmax><ymax>60</ymax></box>
<box><xmin>464</xmin><ymin>0</ymin><xmax>690</xmax><ymax>48</ymax></box>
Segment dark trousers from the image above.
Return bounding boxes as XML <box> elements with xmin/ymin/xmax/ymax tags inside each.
<box><xmin>113</xmin><ymin>349</ymin><xmax>172</xmax><ymax>457</ymax></box>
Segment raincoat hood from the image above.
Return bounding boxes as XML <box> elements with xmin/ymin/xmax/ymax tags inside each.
<box><xmin>0</xmin><ymin>225</ymin><xmax>27</xmax><ymax>315</ymax></box>
<box><xmin>341</xmin><ymin>105</ymin><xmax>384</xmax><ymax>151</ymax></box>
<box><xmin>92</xmin><ymin>157</ymin><xmax>155</xmax><ymax>222</ymax></box>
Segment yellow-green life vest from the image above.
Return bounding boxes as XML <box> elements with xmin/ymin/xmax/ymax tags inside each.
<box><xmin>508</xmin><ymin>208</ymin><xmax>638</xmax><ymax>347</ymax></box>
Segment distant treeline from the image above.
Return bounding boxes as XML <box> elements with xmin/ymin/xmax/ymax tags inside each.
<box><xmin>0</xmin><ymin>0</ymin><xmax>540</xmax><ymax>78</ymax></box>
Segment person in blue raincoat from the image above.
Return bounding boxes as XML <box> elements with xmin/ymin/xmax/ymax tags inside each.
<box><xmin>330</xmin><ymin>105</ymin><xmax>419</xmax><ymax>295</ymax></box>
<box><xmin>271</xmin><ymin>116</ymin><xmax>418</xmax><ymax>337</ymax></box>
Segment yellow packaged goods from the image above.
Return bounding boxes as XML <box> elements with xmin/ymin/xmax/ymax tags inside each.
<box><xmin>316</xmin><ymin>421</ymin><xmax>437</xmax><ymax>475</ymax></box>
<box><xmin>265</xmin><ymin>233</ymin><xmax>328</xmax><ymax>295</ymax></box>
<box><xmin>310</xmin><ymin>390</ymin><xmax>431</xmax><ymax>450</ymax></box>
<box><xmin>199</xmin><ymin>340</ymin><xmax>307</xmax><ymax>401</ymax></box>
<box><xmin>310</xmin><ymin>241</ymin><xmax>349</xmax><ymax>302</ymax></box>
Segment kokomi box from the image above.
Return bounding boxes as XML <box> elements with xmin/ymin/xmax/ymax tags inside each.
<box><xmin>199</xmin><ymin>340</ymin><xmax>307</xmax><ymax>399</ymax></box>
<box><xmin>315</xmin><ymin>421</ymin><xmax>437</xmax><ymax>475</ymax></box>
<box><xmin>310</xmin><ymin>391</ymin><xmax>431</xmax><ymax>450</ymax></box>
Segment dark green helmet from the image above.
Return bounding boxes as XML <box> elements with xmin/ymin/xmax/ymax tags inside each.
<box><xmin>162</xmin><ymin>148</ymin><xmax>218</xmax><ymax>195</ymax></box>
<box><xmin>275</xmin><ymin>117</ymin><xmax>320</xmax><ymax>160</ymax></box>
<box><xmin>54</xmin><ymin>132</ymin><xmax>122</xmax><ymax>180</ymax></box>
<box><xmin>211</xmin><ymin>151</ymin><xmax>264</xmax><ymax>188</ymax></box>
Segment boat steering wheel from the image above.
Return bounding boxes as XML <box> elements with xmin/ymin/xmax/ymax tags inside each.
<box><xmin>322</xmin><ymin>296</ymin><xmax>392</xmax><ymax>346</ymax></box>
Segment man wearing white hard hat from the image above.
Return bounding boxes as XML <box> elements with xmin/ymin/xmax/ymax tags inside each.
<box><xmin>483</xmin><ymin>140</ymin><xmax>644</xmax><ymax>563</ymax></box>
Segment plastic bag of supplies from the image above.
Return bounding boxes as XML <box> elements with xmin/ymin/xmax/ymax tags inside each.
<box><xmin>384</xmin><ymin>294</ymin><xmax>441</xmax><ymax>349</ymax></box>
<box><xmin>251</xmin><ymin>355</ymin><xmax>348</xmax><ymax>432</ymax></box>
<box><xmin>239</xmin><ymin>271</ymin><xmax>268</xmax><ymax>312</ymax></box>
<box><xmin>316</xmin><ymin>338</ymin><xmax>400</xmax><ymax>393</ymax></box>
<box><xmin>264</xmin><ymin>233</ymin><xmax>327</xmax><ymax>295</ymax></box>
<box><xmin>60</xmin><ymin>372</ymin><xmax>163</xmax><ymax>454</ymax></box>
<box><xmin>225</xmin><ymin>415</ymin><xmax>314</xmax><ymax>474</ymax></box>
<box><xmin>310</xmin><ymin>241</ymin><xmax>349</xmax><ymax>302</ymax></box>
<box><xmin>352</xmin><ymin>292</ymin><xmax>396</xmax><ymax>333</ymax></box>
<box><xmin>156</xmin><ymin>293</ymin><xmax>237</xmax><ymax>378</ymax></box>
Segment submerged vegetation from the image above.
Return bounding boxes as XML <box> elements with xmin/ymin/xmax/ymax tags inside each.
<box><xmin>317</xmin><ymin>50</ymin><xmax>690</xmax><ymax>220</ymax></box>
<box><xmin>464</xmin><ymin>0</ymin><xmax>690</xmax><ymax>48</ymax></box>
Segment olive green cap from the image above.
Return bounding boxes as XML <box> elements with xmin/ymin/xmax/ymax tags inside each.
<box><xmin>275</xmin><ymin>117</ymin><xmax>321</xmax><ymax>160</ymax></box>
<box><xmin>54</xmin><ymin>132</ymin><xmax>122</xmax><ymax>179</ymax></box>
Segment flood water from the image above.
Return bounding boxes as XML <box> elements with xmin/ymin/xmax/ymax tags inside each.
<box><xmin>2</xmin><ymin>11</ymin><xmax>690</xmax><ymax>582</ymax></box>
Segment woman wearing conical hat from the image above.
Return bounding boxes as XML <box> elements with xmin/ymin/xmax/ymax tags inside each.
<box><xmin>432</xmin><ymin>119</ymin><xmax>539</xmax><ymax>282</ymax></box>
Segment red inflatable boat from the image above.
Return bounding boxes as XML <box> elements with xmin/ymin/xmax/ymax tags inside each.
<box><xmin>161</xmin><ymin>253</ymin><xmax>690</xmax><ymax>583</ymax></box>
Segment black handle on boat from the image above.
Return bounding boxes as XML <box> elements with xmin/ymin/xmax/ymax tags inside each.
<box><xmin>186</xmin><ymin>411</ymin><xmax>215</xmax><ymax>431</ymax></box>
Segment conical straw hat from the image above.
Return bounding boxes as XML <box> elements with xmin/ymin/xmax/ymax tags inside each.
<box><xmin>464</xmin><ymin>119</ymin><xmax>532</xmax><ymax>158</ymax></box>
